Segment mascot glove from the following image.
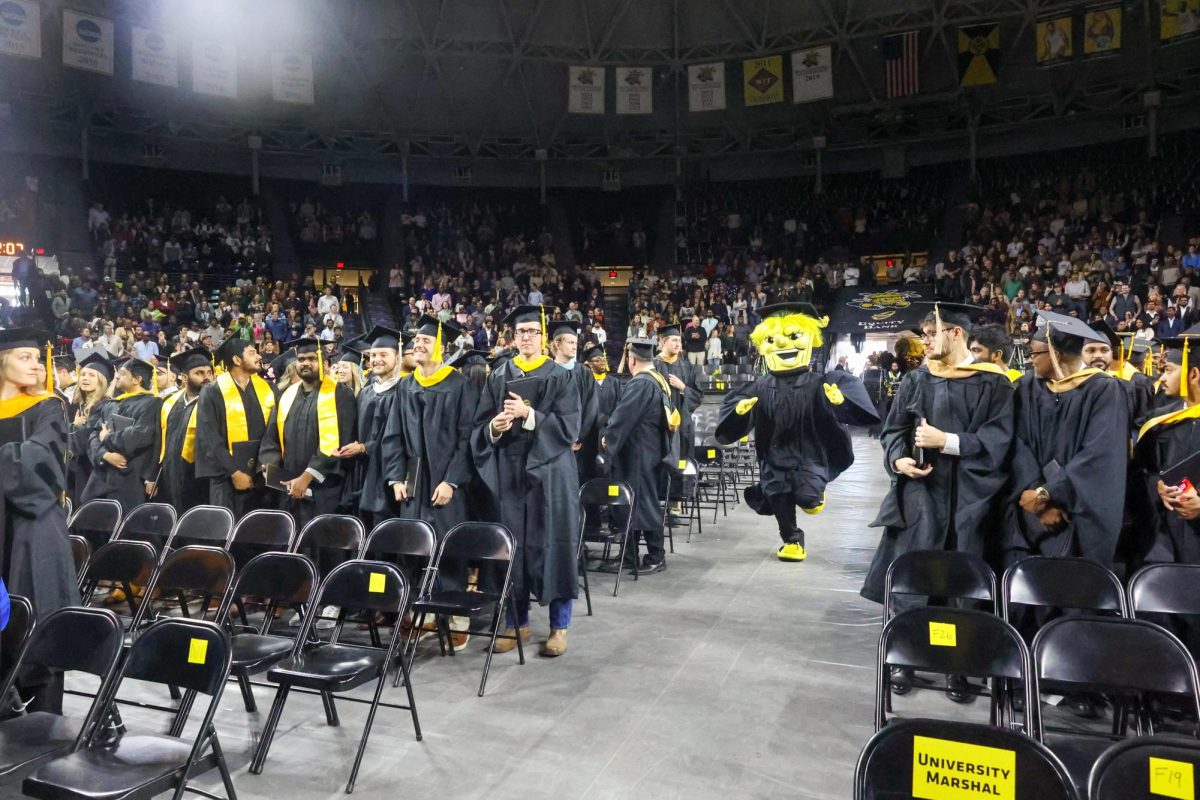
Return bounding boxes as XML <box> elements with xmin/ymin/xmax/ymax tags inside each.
<box><xmin>735</xmin><ymin>397</ymin><xmax>759</xmax><ymax>415</ymax></box>
<box><xmin>823</xmin><ymin>383</ymin><xmax>845</xmax><ymax>405</ymax></box>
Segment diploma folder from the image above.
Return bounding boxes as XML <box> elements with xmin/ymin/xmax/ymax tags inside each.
<box><xmin>231</xmin><ymin>439</ymin><xmax>261</xmax><ymax>474</ymax></box>
<box><xmin>505</xmin><ymin>375</ymin><xmax>543</xmax><ymax>409</ymax></box>
<box><xmin>1162</xmin><ymin>449</ymin><xmax>1200</xmax><ymax>490</ymax></box>
<box><xmin>264</xmin><ymin>464</ymin><xmax>312</xmax><ymax>498</ymax></box>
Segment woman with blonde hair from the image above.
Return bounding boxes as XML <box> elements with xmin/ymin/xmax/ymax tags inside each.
<box><xmin>67</xmin><ymin>352</ymin><xmax>114</xmax><ymax>504</ymax></box>
<box><xmin>0</xmin><ymin>328</ymin><xmax>80</xmax><ymax>711</ymax></box>
<box><xmin>334</xmin><ymin>352</ymin><xmax>365</xmax><ymax>397</ymax></box>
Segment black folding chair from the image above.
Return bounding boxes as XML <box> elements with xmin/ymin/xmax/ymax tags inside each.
<box><xmin>290</xmin><ymin>514</ymin><xmax>366</xmax><ymax>575</ymax></box>
<box><xmin>692</xmin><ymin>444</ymin><xmax>729</xmax><ymax>522</ymax></box>
<box><xmin>167</xmin><ymin>505</ymin><xmax>235</xmax><ymax>550</ymax></box>
<box><xmin>79</xmin><ymin>541</ymin><xmax>158</xmax><ymax>624</ymax></box>
<box><xmin>877</xmin><ymin>607</ymin><xmax>1036</xmax><ymax>733</ymax></box>
<box><xmin>112</xmin><ymin>503</ymin><xmax>178</xmax><ymax>557</ymax></box>
<box><xmin>361</xmin><ymin>519</ymin><xmax>437</xmax><ymax>681</ymax></box>
<box><xmin>22</xmin><ymin>618</ymin><xmax>237</xmax><ymax>800</ymax></box>
<box><xmin>1129</xmin><ymin>563</ymin><xmax>1200</xmax><ymax>619</ymax></box>
<box><xmin>1002</xmin><ymin>556</ymin><xmax>1129</xmax><ymax>623</ymax></box>
<box><xmin>1089</xmin><ymin>735</ymin><xmax>1200</xmax><ymax>800</ymax></box>
<box><xmin>1032</xmin><ymin>616</ymin><xmax>1200</xmax><ymax>795</ymax></box>
<box><xmin>408</xmin><ymin>522</ymin><xmax>519</xmax><ymax>697</ymax></box>
<box><xmin>576</xmin><ymin>479</ymin><xmax>636</xmax><ymax>609</ymax></box>
<box><xmin>66</xmin><ymin>499</ymin><xmax>122</xmax><ymax>552</ymax></box>
<box><xmin>249</xmin><ymin>560</ymin><xmax>420</xmax><ymax>793</ymax></box>
<box><xmin>855</xmin><ymin>718</ymin><xmax>1079</xmax><ymax>800</ymax></box>
<box><xmin>224</xmin><ymin>552</ymin><xmax>319</xmax><ymax>713</ymax></box>
<box><xmin>226</xmin><ymin>509</ymin><xmax>296</xmax><ymax>569</ymax></box>
<box><xmin>0</xmin><ymin>608</ymin><xmax>123</xmax><ymax>778</ymax></box>
<box><xmin>884</xmin><ymin>549</ymin><xmax>998</xmax><ymax>623</ymax></box>
<box><xmin>67</xmin><ymin>537</ymin><xmax>91</xmax><ymax>584</ymax></box>
<box><xmin>0</xmin><ymin>595</ymin><xmax>35</xmax><ymax>688</ymax></box>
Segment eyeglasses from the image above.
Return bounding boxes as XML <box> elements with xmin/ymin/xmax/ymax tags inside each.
<box><xmin>514</xmin><ymin>329</ymin><xmax>542</xmax><ymax>339</ymax></box>
<box><xmin>1028</xmin><ymin>349</ymin><xmax>1050</xmax><ymax>358</ymax></box>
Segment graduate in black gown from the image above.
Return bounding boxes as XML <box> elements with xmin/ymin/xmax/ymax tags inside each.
<box><xmin>1005</xmin><ymin>310</ymin><xmax>1128</xmax><ymax>566</ymax></box>
<box><xmin>653</xmin><ymin>324</ymin><xmax>703</xmax><ymax>456</ymax></box>
<box><xmin>716</xmin><ymin>303</ymin><xmax>879</xmax><ymax>562</ymax></box>
<box><xmin>338</xmin><ymin>326</ymin><xmax>407</xmax><ymax>528</ymax></box>
<box><xmin>258</xmin><ymin>339</ymin><xmax>356</xmax><ymax>531</ymax></box>
<box><xmin>83</xmin><ymin>357</ymin><xmax>162</xmax><ymax>513</ymax></box>
<box><xmin>196</xmin><ymin>338</ymin><xmax>274</xmax><ymax>519</ymax></box>
<box><xmin>0</xmin><ymin>330</ymin><xmax>81</xmax><ymax>712</ymax></box>
<box><xmin>548</xmin><ymin>320</ymin><xmax>598</xmax><ymax>485</ymax></box>
<box><xmin>470</xmin><ymin>305</ymin><xmax>581</xmax><ymax>658</ymax></box>
<box><xmin>67</xmin><ymin>352</ymin><xmax>113</xmax><ymax>509</ymax></box>
<box><xmin>584</xmin><ymin>343</ymin><xmax>622</xmax><ymax>435</ymax></box>
<box><xmin>151</xmin><ymin>347</ymin><xmax>213</xmax><ymax>513</ymax></box>
<box><xmin>601</xmin><ymin>339</ymin><xmax>677</xmax><ymax>573</ymax></box>
<box><xmin>1088</xmin><ymin>323</ymin><xmax>1155</xmax><ymax>426</ymax></box>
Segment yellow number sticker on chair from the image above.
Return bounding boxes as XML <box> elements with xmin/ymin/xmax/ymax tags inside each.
<box><xmin>607</xmin><ymin>485</ymin><xmax>620</xmax><ymax>497</ymax></box>
<box><xmin>678</xmin><ymin>460</ymin><xmax>687</xmax><ymax>470</ymax></box>
<box><xmin>707</xmin><ymin>449</ymin><xmax>716</xmax><ymax>458</ymax></box>
<box><xmin>188</xmin><ymin>638</ymin><xmax>208</xmax><ymax>665</ymax></box>
<box><xmin>1150</xmin><ymin>757</ymin><xmax>1194</xmax><ymax>800</ymax></box>
<box><xmin>368</xmin><ymin>572</ymin><xmax>386</xmax><ymax>593</ymax></box>
<box><xmin>928</xmin><ymin>622</ymin><xmax>957</xmax><ymax>647</ymax></box>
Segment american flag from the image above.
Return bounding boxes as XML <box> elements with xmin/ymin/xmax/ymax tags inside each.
<box><xmin>883</xmin><ymin>30</ymin><xmax>919</xmax><ymax>99</ymax></box>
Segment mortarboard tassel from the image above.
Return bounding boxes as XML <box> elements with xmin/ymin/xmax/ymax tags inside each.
<box><xmin>1045</xmin><ymin>321</ymin><xmax>1065</xmax><ymax>381</ymax></box>
<box><xmin>1182</xmin><ymin>339</ymin><xmax>1190</xmax><ymax>399</ymax></box>
<box><xmin>540</xmin><ymin>305</ymin><xmax>548</xmax><ymax>356</ymax></box>
<box><xmin>45</xmin><ymin>342</ymin><xmax>53</xmax><ymax>394</ymax></box>
<box><xmin>433</xmin><ymin>321</ymin><xmax>443</xmax><ymax>365</ymax></box>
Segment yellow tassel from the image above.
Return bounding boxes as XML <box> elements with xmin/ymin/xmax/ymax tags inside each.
<box><xmin>1115</xmin><ymin>336</ymin><xmax>1124</xmax><ymax>372</ymax></box>
<box><xmin>45</xmin><ymin>342</ymin><xmax>53</xmax><ymax>394</ymax></box>
<box><xmin>152</xmin><ymin>363</ymin><xmax>159</xmax><ymax>396</ymax></box>
<box><xmin>1046</xmin><ymin>322</ymin><xmax>1064</xmax><ymax>381</ymax></box>
<box><xmin>1181</xmin><ymin>339</ymin><xmax>1190</xmax><ymax>399</ymax></box>
<box><xmin>433</xmin><ymin>321</ymin><xmax>443</xmax><ymax>365</ymax></box>
<box><xmin>318</xmin><ymin>347</ymin><xmax>324</xmax><ymax>381</ymax></box>
<box><xmin>540</xmin><ymin>305</ymin><xmax>547</xmax><ymax>356</ymax></box>
<box><xmin>934</xmin><ymin>302</ymin><xmax>943</xmax><ymax>348</ymax></box>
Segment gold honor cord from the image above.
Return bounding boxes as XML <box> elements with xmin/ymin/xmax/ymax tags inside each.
<box><xmin>277</xmin><ymin>377</ymin><xmax>340</xmax><ymax>457</ymax></box>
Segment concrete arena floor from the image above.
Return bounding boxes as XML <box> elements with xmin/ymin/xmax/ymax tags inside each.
<box><xmin>33</xmin><ymin>431</ymin><xmax>901</xmax><ymax>800</ymax></box>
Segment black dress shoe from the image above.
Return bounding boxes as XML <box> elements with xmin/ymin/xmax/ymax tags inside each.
<box><xmin>596</xmin><ymin>562</ymin><xmax>630</xmax><ymax>574</ymax></box>
<box><xmin>639</xmin><ymin>559</ymin><xmax>666</xmax><ymax>575</ymax></box>
<box><xmin>890</xmin><ymin>667</ymin><xmax>915</xmax><ymax>696</ymax></box>
<box><xmin>1065</xmin><ymin>694</ymin><xmax>1100</xmax><ymax>719</ymax></box>
<box><xmin>946</xmin><ymin>674</ymin><xmax>971</xmax><ymax>704</ymax></box>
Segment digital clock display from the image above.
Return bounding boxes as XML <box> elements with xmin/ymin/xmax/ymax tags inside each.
<box><xmin>0</xmin><ymin>242</ymin><xmax>26</xmax><ymax>257</ymax></box>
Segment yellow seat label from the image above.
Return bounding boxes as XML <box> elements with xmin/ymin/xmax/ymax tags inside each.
<box><xmin>929</xmin><ymin>622</ymin><xmax>957</xmax><ymax>647</ymax></box>
<box><xmin>678</xmin><ymin>460</ymin><xmax>687</xmax><ymax>470</ymax></box>
<box><xmin>368</xmin><ymin>572</ymin><xmax>386</xmax><ymax>593</ymax></box>
<box><xmin>1150</xmin><ymin>757</ymin><xmax>1194</xmax><ymax>799</ymax></box>
<box><xmin>707</xmin><ymin>449</ymin><xmax>716</xmax><ymax>458</ymax></box>
<box><xmin>187</xmin><ymin>638</ymin><xmax>208</xmax><ymax>665</ymax></box>
<box><xmin>608</xmin><ymin>485</ymin><xmax>620</xmax><ymax>497</ymax></box>
<box><xmin>912</xmin><ymin>735</ymin><xmax>1015</xmax><ymax>800</ymax></box>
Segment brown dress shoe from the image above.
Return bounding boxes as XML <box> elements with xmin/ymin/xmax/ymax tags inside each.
<box><xmin>492</xmin><ymin>626</ymin><xmax>531</xmax><ymax>653</ymax></box>
<box><xmin>541</xmin><ymin>629</ymin><xmax>568</xmax><ymax>657</ymax></box>
<box><xmin>449</xmin><ymin>631</ymin><xmax>470</xmax><ymax>652</ymax></box>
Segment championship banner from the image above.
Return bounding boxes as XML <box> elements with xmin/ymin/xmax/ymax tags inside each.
<box><xmin>1083</xmin><ymin>6</ymin><xmax>1122</xmax><ymax>56</ymax></box>
<box><xmin>743</xmin><ymin>55</ymin><xmax>783</xmax><ymax>107</ymax></box>
<box><xmin>688</xmin><ymin>62</ymin><xmax>725</xmax><ymax>111</ymax></box>
<box><xmin>0</xmin><ymin>0</ymin><xmax>41</xmax><ymax>59</ymax></box>
<box><xmin>568</xmin><ymin>65</ymin><xmax>604</xmax><ymax>114</ymax></box>
<box><xmin>62</xmin><ymin>9</ymin><xmax>112</xmax><ymax>75</ymax></box>
<box><xmin>193</xmin><ymin>39</ymin><xmax>237</xmax><ymax>98</ymax></box>
<box><xmin>958</xmin><ymin>24</ymin><xmax>999</xmax><ymax>87</ymax></box>
<box><xmin>615</xmin><ymin>66</ymin><xmax>651</xmax><ymax>114</ymax></box>
<box><xmin>826</xmin><ymin>285</ymin><xmax>934</xmax><ymax>335</ymax></box>
<box><xmin>1036</xmin><ymin>15</ymin><xmax>1073</xmax><ymax>65</ymax></box>
<box><xmin>271</xmin><ymin>51</ymin><xmax>314</xmax><ymax>105</ymax></box>
<box><xmin>791</xmin><ymin>46</ymin><xmax>833</xmax><ymax>104</ymax></box>
<box><xmin>131</xmin><ymin>27</ymin><xmax>177</xmax><ymax>87</ymax></box>
<box><xmin>1161</xmin><ymin>0</ymin><xmax>1200</xmax><ymax>43</ymax></box>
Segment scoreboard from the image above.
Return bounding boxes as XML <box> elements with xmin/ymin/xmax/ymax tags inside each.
<box><xmin>0</xmin><ymin>241</ymin><xmax>26</xmax><ymax>257</ymax></box>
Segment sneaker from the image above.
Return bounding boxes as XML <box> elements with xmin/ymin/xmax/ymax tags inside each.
<box><xmin>449</xmin><ymin>631</ymin><xmax>470</xmax><ymax>652</ymax></box>
<box><xmin>541</xmin><ymin>629</ymin><xmax>568</xmax><ymax>657</ymax></box>
<box><xmin>492</xmin><ymin>626</ymin><xmax>532</xmax><ymax>653</ymax></box>
<box><xmin>776</xmin><ymin>542</ymin><xmax>807</xmax><ymax>562</ymax></box>
<box><xmin>315</xmin><ymin>605</ymin><xmax>340</xmax><ymax>631</ymax></box>
<box><xmin>638</xmin><ymin>558</ymin><xmax>666</xmax><ymax>575</ymax></box>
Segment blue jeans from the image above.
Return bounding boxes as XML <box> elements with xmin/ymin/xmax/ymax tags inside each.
<box><xmin>506</xmin><ymin>597</ymin><xmax>572</xmax><ymax>630</ymax></box>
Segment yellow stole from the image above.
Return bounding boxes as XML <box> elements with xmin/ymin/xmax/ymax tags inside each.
<box><xmin>593</xmin><ymin>372</ymin><xmax>607</xmax><ymax>383</ymax></box>
<box><xmin>217</xmin><ymin>371</ymin><xmax>275</xmax><ymax>453</ymax></box>
<box><xmin>925</xmin><ymin>360</ymin><xmax>1009</xmax><ymax>379</ymax></box>
<box><xmin>645</xmin><ymin>369</ymin><xmax>682</xmax><ymax>432</ymax></box>
<box><xmin>512</xmin><ymin>354</ymin><xmax>548</xmax><ymax>373</ymax></box>
<box><xmin>1005</xmin><ymin>368</ymin><xmax>1023</xmax><ymax>383</ymax></box>
<box><xmin>159</xmin><ymin>392</ymin><xmax>198</xmax><ymax>464</ymax></box>
<box><xmin>1139</xmin><ymin>402</ymin><xmax>1200</xmax><ymax>440</ymax></box>
<box><xmin>277</xmin><ymin>378</ymin><xmax>339</xmax><ymax>457</ymax></box>
<box><xmin>413</xmin><ymin>365</ymin><xmax>455</xmax><ymax>387</ymax></box>
<box><xmin>657</xmin><ymin>353</ymin><xmax>678</xmax><ymax>365</ymax></box>
<box><xmin>1109</xmin><ymin>362</ymin><xmax>1139</xmax><ymax>381</ymax></box>
<box><xmin>115</xmin><ymin>388</ymin><xmax>153</xmax><ymax>401</ymax></box>
<box><xmin>0</xmin><ymin>392</ymin><xmax>58</xmax><ymax>419</ymax></box>
<box><xmin>1045</xmin><ymin>367</ymin><xmax>1105</xmax><ymax>394</ymax></box>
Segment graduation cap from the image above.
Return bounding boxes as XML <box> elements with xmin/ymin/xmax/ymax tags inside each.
<box><xmin>121</xmin><ymin>358</ymin><xmax>155</xmax><ymax>388</ymax></box>
<box><xmin>169</xmin><ymin>346</ymin><xmax>212</xmax><ymax>374</ymax></box>
<box><xmin>0</xmin><ymin>327</ymin><xmax>52</xmax><ymax>352</ymax></box>
<box><xmin>53</xmin><ymin>352</ymin><xmax>76</xmax><ymax>372</ymax></box>
<box><xmin>547</xmin><ymin>319</ymin><xmax>580</xmax><ymax>340</ymax></box>
<box><xmin>282</xmin><ymin>337</ymin><xmax>322</xmax><ymax>355</ymax></box>
<box><xmin>1032</xmin><ymin>309</ymin><xmax>1109</xmax><ymax>345</ymax></box>
<box><xmin>446</xmin><ymin>348</ymin><xmax>489</xmax><ymax>368</ymax></box>
<box><xmin>268</xmin><ymin>349</ymin><xmax>297</xmax><ymax>380</ymax></box>
<box><xmin>1090</xmin><ymin>320</ymin><xmax>1121</xmax><ymax>350</ymax></box>
<box><xmin>913</xmin><ymin>301</ymin><xmax>987</xmax><ymax>330</ymax></box>
<box><xmin>216</xmin><ymin>336</ymin><xmax>254</xmax><ymax>367</ymax></box>
<box><xmin>414</xmin><ymin>314</ymin><xmax>463</xmax><ymax>342</ymax></box>
<box><xmin>400</xmin><ymin>331</ymin><xmax>416</xmax><ymax>354</ymax></box>
<box><xmin>656</xmin><ymin>324</ymin><xmax>682</xmax><ymax>338</ymax></box>
<box><xmin>338</xmin><ymin>336</ymin><xmax>368</xmax><ymax>365</ymax></box>
<box><xmin>755</xmin><ymin>301</ymin><xmax>821</xmax><ymax>320</ymax></box>
<box><xmin>626</xmin><ymin>338</ymin><xmax>658</xmax><ymax>361</ymax></box>
<box><xmin>581</xmin><ymin>343</ymin><xmax>605</xmax><ymax>362</ymax></box>
<box><xmin>363</xmin><ymin>324</ymin><xmax>401</xmax><ymax>351</ymax></box>
<box><xmin>78</xmin><ymin>351</ymin><xmax>115</xmax><ymax>383</ymax></box>
<box><xmin>499</xmin><ymin>304</ymin><xmax>544</xmax><ymax>329</ymax></box>
<box><xmin>487</xmin><ymin>349</ymin><xmax>515</xmax><ymax>369</ymax></box>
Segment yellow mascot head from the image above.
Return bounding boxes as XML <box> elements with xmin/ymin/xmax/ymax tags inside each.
<box><xmin>750</xmin><ymin>302</ymin><xmax>829</xmax><ymax>373</ymax></box>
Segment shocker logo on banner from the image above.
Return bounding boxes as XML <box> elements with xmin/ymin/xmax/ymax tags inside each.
<box><xmin>847</xmin><ymin>290</ymin><xmax>924</xmax><ymax>317</ymax></box>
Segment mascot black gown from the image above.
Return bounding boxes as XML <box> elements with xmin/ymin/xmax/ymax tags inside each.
<box><xmin>715</xmin><ymin>302</ymin><xmax>879</xmax><ymax>561</ymax></box>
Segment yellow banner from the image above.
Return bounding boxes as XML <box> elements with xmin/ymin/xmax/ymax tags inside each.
<box><xmin>958</xmin><ymin>24</ymin><xmax>1000</xmax><ymax>86</ymax></box>
<box><xmin>1084</xmin><ymin>7</ymin><xmax>1122</xmax><ymax>55</ymax></box>
<box><xmin>743</xmin><ymin>55</ymin><xmax>784</xmax><ymax>106</ymax></box>
<box><xmin>1162</xmin><ymin>0</ymin><xmax>1200</xmax><ymax>42</ymax></box>
<box><xmin>1036</xmin><ymin>16</ymin><xmax>1073</xmax><ymax>64</ymax></box>
<box><xmin>912</xmin><ymin>736</ymin><xmax>1016</xmax><ymax>800</ymax></box>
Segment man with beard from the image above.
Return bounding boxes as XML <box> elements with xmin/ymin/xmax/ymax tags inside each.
<box><xmin>654</xmin><ymin>324</ymin><xmax>702</xmax><ymax>523</ymax></box>
<box><xmin>549</xmin><ymin>319</ymin><xmax>598</xmax><ymax>484</ymax></box>
<box><xmin>337</xmin><ymin>326</ymin><xmax>407</xmax><ymax>527</ymax></box>
<box><xmin>1088</xmin><ymin>323</ymin><xmax>1155</xmax><ymax>424</ymax></box>
<box><xmin>471</xmin><ymin>305</ymin><xmax>581</xmax><ymax>658</ymax></box>
<box><xmin>84</xmin><ymin>358</ymin><xmax>162</xmax><ymax>513</ymax></box>
<box><xmin>258</xmin><ymin>339</ymin><xmax>356</xmax><ymax>530</ymax></box>
<box><xmin>383</xmin><ymin>317</ymin><xmax>479</xmax><ymax>651</ymax></box>
<box><xmin>196</xmin><ymin>338</ymin><xmax>275</xmax><ymax>518</ymax></box>
<box><xmin>967</xmin><ymin>323</ymin><xmax>1023</xmax><ymax>382</ymax></box>
<box><xmin>150</xmin><ymin>346</ymin><xmax>213</xmax><ymax>512</ymax></box>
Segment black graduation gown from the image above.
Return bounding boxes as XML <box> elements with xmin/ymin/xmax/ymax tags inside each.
<box><xmin>1005</xmin><ymin>371</ymin><xmax>1127</xmax><ymax>565</ymax></box>
<box><xmin>195</xmin><ymin>376</ymin><xmax>270</xmax><ymax>515</ymax></box>
<box><xmin>655</xmin><ymin>356</ymin><xmax>702</xmax><ymax>451</ymax></box>
<box><xmin>84</xmin><ymin>392</ymin><xmax>162</xmax><ymax>513</ymax></box>
<box><xmin>158</xmin><ymin>394</ymin><xmax>208</xmax><ymax>512</ymax></box>
<box><xmin>67</xmin><ymin>398</ymin><xmax>109</xmax><ymax>505</ymax></box>
<box><xmin>602</xmin><ymin>371</ymin><xmax>673</xmax><ymax>530</ymax></box>
<box><xmin>570</xmin><ymin>362</ymin><xmax>600</xmax><ymax>483</ymax></box>
<box><xmin>344</xmin><ymin>378</ymin><xmax>401</xmax><ymax>517</ymax></box>
<box><xmin>383</xmin><ymin>368</ymin><xmax>479</xmax><ymax>533</ymax></box>
<box><xmin>470</xmin><ymin>358</ymin><xmax>581</xmax><ymax>604</ymax></box>
<box><xmin>1131</xmin><ymin>409</ymin><xmax>1200</xmax><ymax>565</ymax></box>
<box><xmin>717</xmin><ymin>367</ymin><xmax>878</xmax><ymax>511</ymax></box>
<box><xmin>259</xmin><ymin>381</ymin><xmax>357</xmax><ymax>526</ymax></box>
<box><xmin>0</xmin><ymin>395</ymin><xmax>80</xmax><ymax>620</ymax></box>
<box><xmin>861</xmin><ymin>365</ymin><xmax>1014</xmax><ymax>603</ymax></box>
